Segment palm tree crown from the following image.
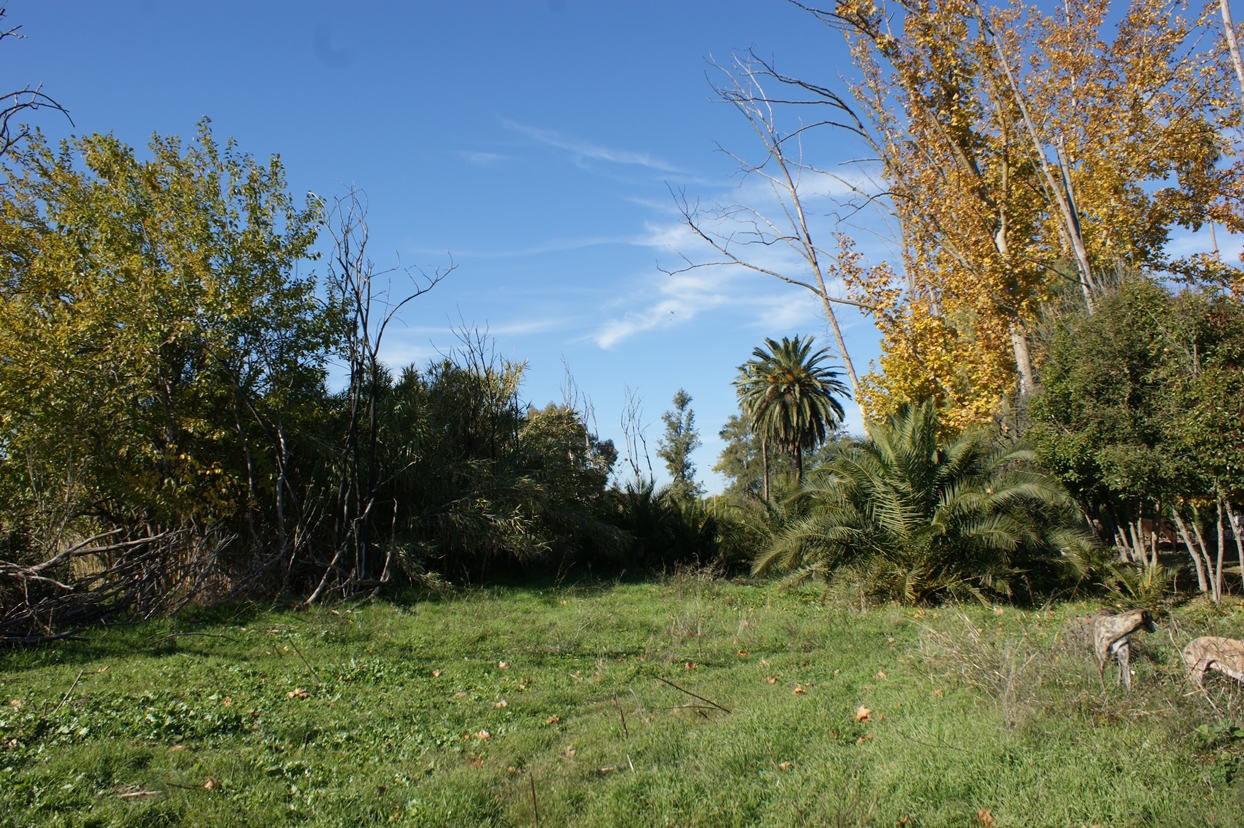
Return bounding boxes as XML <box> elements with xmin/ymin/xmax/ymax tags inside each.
<box><xmin>734</xmin><ymin>336</ymin><xmax>849</xmax><ymax>483</ymax></box>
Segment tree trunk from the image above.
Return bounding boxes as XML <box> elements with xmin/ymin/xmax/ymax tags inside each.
<box><xmin>761</xmin><ymin>436</ymin><xmax>770</xmax><ymax>503</ymax></box>
<box><xmin>1220</xmin><ymin>0</ymin><xmax>1244</xmax><ymax>112</ymax></box>
<box><xmin>1187</xmin><ymin>505</ymin><xmax>1220</xmax><ymax>601</ymax></box>
<box><xmin>1217</xmin><ymin>493</ymin><xmax>1228</xmax><ymax>600</ymax></box>
<box><xmin>1010</xmin><ymin>321</ymin><xmax>1036</xmax><ymax>396</ymax></box>
<box><xmin>1227</xmin><ymin>499</ymin><xmax>1244</xmax><ymax>586</ymax></box>
<box><xmin>982</xmin><ymin>15</ymin><xmax>1098</xmax><ymax>311</ymax></box>
<box><xmin>812</xmin><ymin>285</ymin><xmax>863</xmax><ymax>404</ymax></box>
<box><xmin>1172</xmin><ymin>508</ymin><xmax>1210</xmax><ymax>595</ymax></box>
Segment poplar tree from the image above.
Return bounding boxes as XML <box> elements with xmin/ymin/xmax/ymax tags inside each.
<box><xmin>657</xmin><ymin>389</ymin><xmax>704</xmax><ymax>502</ymax></box>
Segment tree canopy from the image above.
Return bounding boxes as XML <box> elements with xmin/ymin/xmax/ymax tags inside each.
<box><xmin>734</xmin><ymin>336</ymin><xmax>849</xmax><ymax>484</ymax></box>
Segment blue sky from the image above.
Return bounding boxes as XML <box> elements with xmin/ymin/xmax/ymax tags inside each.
<box><xmin>5</xmin><ymin>0</ymin><xmax>887</xmax><ymax>494</ymax></box>
<box><xmin>6</xmin><ymin>1</ymin><xmax>1228</xmax><ymax>493</ymax></box>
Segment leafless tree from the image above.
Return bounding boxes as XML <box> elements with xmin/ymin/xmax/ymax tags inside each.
<box><xmin>306</xmin><ymin>188</ymin><xmax>452</xmax><ymax>604</ymax></box>
<box><xmin>618</xmin><ymin>386</ymin><xmax>654</xmax><ymax>487</ymax></box>
<box><xmin>0</xmin><ymin>7</ymin><xmax>72</xmax><ymax>160</ymax></box>
<box><xmin>668</xmin><ymin>52</ymin><xmax>882</xmax><ymax>402</ymax></box>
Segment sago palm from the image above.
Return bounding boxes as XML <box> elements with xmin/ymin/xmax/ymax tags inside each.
<box><xmin>754</xmin><ymin>400</ymin><xmax>1080</xmax><ymax>604</ymax></box>
<box><xmin>734</xmin><ymin>336</ymin><xmax>849</xmax><ymax>485</ymax></box>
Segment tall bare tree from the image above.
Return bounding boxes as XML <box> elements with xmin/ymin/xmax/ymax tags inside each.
<box><xmin>670</xmin><ymin>54</ymin><xmax>878</xmax><ymax>403</ymax></box>
<box><xmin>306</xmin><ymin>190</ymin><xmax>451</xmax><ymax>603</ymax></box>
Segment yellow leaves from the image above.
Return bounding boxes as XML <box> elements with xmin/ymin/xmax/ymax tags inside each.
<box><xmin>861</xmin><ymin>294</ymin><xmax>1016</xmax><ymax>430</ymax></box>
<box><xmin>473</xmin><ymin>730</ymin><xmax>491</xmax><ymax>741</ymax></box>
<box><xmin>855</xmin><ymin>706</ymin><xmax>873</xmax><ymax>722</ymax></box>
<box><xmin>792</xmin><ymin>685</ymin><xmax>807</xmax><ymax>695</ymax></box>
<box><xmin>765</xmin><ymin>676</ymin><xmax>779</xmax><ymax>684</ymax></box>
<box><xmin>833</xmin><ymin>0</ymin><xmax>1236</xmax><ymax>423</ymax></box>
<box><xmin>545</xmin><ymin>716</ymin><xmax>561</xmax><ymax>725</ymax></box>
<box><xmin>286</xmin><ymin>688</ymin><xmax>309</xmax><ymax>699</ymax></box>
<box><xmin>977</xmin><ymin>808</ymin><xmax>995</xmax><ymax>827</ymax></box>
<box><xmin>494</xmin><ymin>700</ymin><xmax>508</xmax><ymax>709</ymax></box>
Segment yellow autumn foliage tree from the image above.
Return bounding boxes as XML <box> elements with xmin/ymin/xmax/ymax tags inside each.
<box><xmin>807</xmin><ymin>0</ymin><xmax>1244</xmax><ymax>428</ymax></box>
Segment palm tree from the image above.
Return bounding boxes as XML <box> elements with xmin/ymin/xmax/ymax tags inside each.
<box><xmin>734</xmin><ymin>336</ymin><xmax>849</xmax><ymax>488</ymax></box>
<box><xmin>754</xmin><ymin>400</ymin><xmax>1081</xmax><ymax>604</ymax></box>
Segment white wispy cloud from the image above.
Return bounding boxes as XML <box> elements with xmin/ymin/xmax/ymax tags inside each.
<box><xmin>502</xmin><ymin>119</ymin><xmax>686</xmax><ymax>173</ymax></box>
<box><xmin>594</xmin><ymin>270</ymin><xmax>733</xmax><ymax>348</ymax></box>
<box><xmin>458</xmin><ymin>150</ymin><xmax>507</xmax><ymax>166</ymax></box>
<box><xmin>593</xmin><ymin>198</ymin><xmax>871</xmax><ymax>350</ymax></box>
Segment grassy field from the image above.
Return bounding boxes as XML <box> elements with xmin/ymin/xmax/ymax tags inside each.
<box><xmin>2</xmin><ymin>574</ymin><xmax>1244</xmax><ymax>827</ymax></box>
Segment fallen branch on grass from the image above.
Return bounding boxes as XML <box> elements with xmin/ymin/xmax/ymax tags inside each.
<box><xmin>47</xmin><ymin>669</ymin><xmax>84</xmax><ymax>718</ymax></box>
<box><xmin>655</xmin><ymin>676</ymin><xmax>731</xmax><ymax>713</ymax></box>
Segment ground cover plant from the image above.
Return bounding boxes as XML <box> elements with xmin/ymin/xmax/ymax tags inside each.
<box><xmin>2</xmin><ymin>576</ymin><xmax>1244</xmax><ymax>827</ymax></box>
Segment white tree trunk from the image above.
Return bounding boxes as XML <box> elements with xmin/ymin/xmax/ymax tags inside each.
<box><xmin>1172</xmin><ymin>508</ymin><xmax>1211</xmax><ymax>596</ymax></box>
<box><xmin>1221</xmin><ymin>0</ymin><xmax>1244</xmax><ymax>112</ymax></box>
<box><xmin>1010</xmin><ymin>322</ymin><xmax>1036</xmax><ymax>396</ymax></box>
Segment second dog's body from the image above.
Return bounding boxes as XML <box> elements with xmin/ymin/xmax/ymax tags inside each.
<box><xmin>1092</xmin><ymin>609</ymin><xmax>1155</xmax><ymax>692</ymax></box>
<box><xmin>1182</xmin><ymin>636</ymin><xmax>1244</xmax><ymax>689</ymax></box>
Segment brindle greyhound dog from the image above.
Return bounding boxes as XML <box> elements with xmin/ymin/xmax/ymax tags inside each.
<box><xmin>1182</xmin><ymin>636</ymin><xmax>1244</xmax><ymax>690</ymax></box>
<box><xmin>1092</xmin><ymin>609</ymin><xmax>1156</xmax><ymax>692</ymax></box>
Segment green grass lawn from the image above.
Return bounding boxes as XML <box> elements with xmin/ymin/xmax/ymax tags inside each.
<box><xmin>2</xmin><ymin>573</ymin><xmax>1244</xmax><ymax>827</ymax></box>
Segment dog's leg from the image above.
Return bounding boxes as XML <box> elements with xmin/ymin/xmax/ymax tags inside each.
<box><xmin>1116</xmin><ymin>640</ymin><xmax>1131</xmax><ymax>692</ymax></box>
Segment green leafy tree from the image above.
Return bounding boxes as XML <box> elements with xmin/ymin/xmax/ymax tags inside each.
<box><xmin>0</xmin><ymin>122</ymin><xmax>325</xmax><ymax>540</ymax></box>
<box><xmin>1029</xmin><ymin>277</ymin><xmax>1244</xmax><ymax>599</ymax></box>
<box><xmin>657</xmin><ymin>389</ymin><xmax>703</xmax><ymax>502</ymax></box>
<box><xmin>756</xmin><ymin>400</ymin><xmax>1077</xmax><ymax>604</ymax></box>
<box><xmin>377</xmin><ymin>345</ymin><xmax>623</xmax><ymax>582</ymax></box>
<box><xmin>734</xmin><ymin>336</ymin><xmax>849</xmax><ymax>485</ymax></box>
<box><xmin>713</xmin><ymin>413</ymin><xmax>767</xmax><ymax>500</ymax></box>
